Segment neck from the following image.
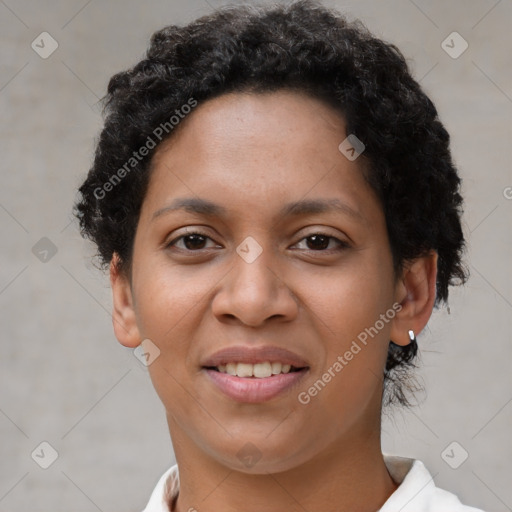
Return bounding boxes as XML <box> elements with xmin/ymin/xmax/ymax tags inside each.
<box><xmin>169</xmin><ymin>419</ymin><xmax>397</xmax><ymax>512</ymax></box>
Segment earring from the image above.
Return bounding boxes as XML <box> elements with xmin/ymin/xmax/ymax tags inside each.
<box><xmin>408</xmin><ymin>329</ymin><xmax>416</xmax><ymax>343</ymax></box>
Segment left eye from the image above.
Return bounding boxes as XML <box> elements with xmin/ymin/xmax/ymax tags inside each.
<box><xmin>293</xmin><ymin>234</ymin><xmax>349</xmax><ymax>252</ymax></box>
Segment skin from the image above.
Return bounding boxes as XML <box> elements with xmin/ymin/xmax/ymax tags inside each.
<box><xmin>110</xmin><ymin>90</ymin><xmax>438</xmax><ymax>512</ymax></box>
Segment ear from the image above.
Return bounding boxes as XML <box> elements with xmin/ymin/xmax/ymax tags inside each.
<box><xmin>110</xmin><ymin>253</ymin><xmax>141</xmax><ymax>348</ymax></box>
<box><xmin>390</xmin><ymin>250</ymin><xmax>438</xmax><ymax>346</ymax></box>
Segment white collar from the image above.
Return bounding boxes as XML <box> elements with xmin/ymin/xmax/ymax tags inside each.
<box><xmin>141</xmin><ymin>454</ymin><xmax>484</xmax><ymax>512</ymax></box>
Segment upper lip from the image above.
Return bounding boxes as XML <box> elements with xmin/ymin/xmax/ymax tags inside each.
<box><xmin>201</xmin><ymin>345</ymin><xmax>309</xmax><ymax>368</ymax></box>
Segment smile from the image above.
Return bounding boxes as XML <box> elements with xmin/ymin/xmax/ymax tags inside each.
<box><xmin>206</xmin><ymin>361</ymin><xmax>304</xmax><ymax>378</ymax></box>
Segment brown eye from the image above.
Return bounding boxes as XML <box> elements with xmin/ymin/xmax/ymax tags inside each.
<box><xmin>305</xmin><ymin>234</ymin><xmax>330</xmax><ymax>250</ymax></box>
<box><xmin>167</xmin><ymin>231</ymin><xmax>217</xmax><ymax>251</ymax></box>
<box><xmin>294</xmin><ymin>233</ymin><xmax>350</xmax><ymax>252</ymax></box>
<box><xmin>180</xmin><ymin>234</ymin><xmax>208</xmax><ymax>250</ymax></box>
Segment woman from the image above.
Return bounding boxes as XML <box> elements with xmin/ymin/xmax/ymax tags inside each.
<box><xmin>73</xmin><ymin>1</ymin><xmax>484</xmax><ymax>510</ymax></box>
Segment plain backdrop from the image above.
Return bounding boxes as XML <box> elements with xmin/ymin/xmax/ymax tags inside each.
<box><xmin>1</xmin><ymin>0</ymin><xmax>511</xmax><ymax>511</ymax></box>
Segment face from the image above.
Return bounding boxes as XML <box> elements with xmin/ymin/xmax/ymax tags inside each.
<box><xmin>114</xmin><ymin>90</ymin><xmax>414</xmax><ymax>474</ymax></box>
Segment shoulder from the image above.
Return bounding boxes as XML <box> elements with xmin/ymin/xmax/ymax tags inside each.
<box><xmin>380</xmin><ymin>455</ymin><xmax>486</xmax><ymax>512</ymax></box>
<box><xmin>141</xmin><ymin>464</ymin><xmax>179</xmax><ymax>512</ymax></box>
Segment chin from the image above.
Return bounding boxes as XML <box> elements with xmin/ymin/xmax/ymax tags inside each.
<box><xmin>222</xmin><ymin>452</ymin><xmax>303</xmax><ymax>475</ymax></box>
<box><xmin>209</xmin><ymin>437</ymin><xmax>313</xmax><ymax>475</ymax></box>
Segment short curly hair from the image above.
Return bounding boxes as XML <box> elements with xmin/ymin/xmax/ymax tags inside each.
<box><xmin>73</xmin><ymin>0</ymin><xmax>468</xmax><ymax>407</ymax></box>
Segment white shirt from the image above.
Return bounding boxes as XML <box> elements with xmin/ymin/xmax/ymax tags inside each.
<box><xmin>141</xmin><ymin>454</ymin><xmax>485</xmax><ymax>512</ymax></box>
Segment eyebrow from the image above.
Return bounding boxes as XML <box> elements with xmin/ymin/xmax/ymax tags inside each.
<box><xmin>152</xmin><ymin>197</ymin><xmax>365</xmax><ymax>223</ymax></box>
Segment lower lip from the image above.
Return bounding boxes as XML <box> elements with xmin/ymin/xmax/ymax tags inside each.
<box><xmin>203</xmin><ymin>368</ymin><xmax>308</xmax><ymax>403</ymax></box>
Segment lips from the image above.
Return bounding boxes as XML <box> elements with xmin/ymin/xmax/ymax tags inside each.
<box><xmin>204</xmin><ymin>368</ymin><xmax>308</xmax><ymax>403</ymax></box>
<box><xmin>201</xmin><ymin>345</ymin><xmax>309</xmax><ymax>403</ymax></box>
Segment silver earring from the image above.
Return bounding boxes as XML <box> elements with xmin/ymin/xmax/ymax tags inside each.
<box><xmin>408</xmin><ymin>329</ymin><xmax>416</xmax><ymax>343</ymax></box>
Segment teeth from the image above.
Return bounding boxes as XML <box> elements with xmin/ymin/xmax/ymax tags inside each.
<box><xmin>215</xmin><ymin>361</ymin><xmax>295</xmax><ymax>378</ymax></box>
<box><xmin>253</xmin><ymin>362</ymin><xmax>272</xmax><ymax>378</ymax></box>
<box><xmin>226</xmin><ymin>363</ymin><xmax>237</xmax><ymax>376</ymax></box>
<box><xmin>271</xmin><ymin>362</ymin><xmax>282</xmax><ymax>374</ymax></box>
<box><xmin>236</xmin><ymin>363</ymin><xmax>253</xmax><ymax>378</ymax></box>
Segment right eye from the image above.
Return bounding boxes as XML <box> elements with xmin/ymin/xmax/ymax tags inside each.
<box><xmin>166</xmin><ymin>231</ymin><xmax>220</xmax><ymax>252</ymax></box>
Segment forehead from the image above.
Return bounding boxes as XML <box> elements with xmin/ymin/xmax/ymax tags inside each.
<box><xmin>157</xmin><ymin>89</ymin><xmax>347</xmax><ymax>161</ymax></box>
<box><xmin>141</xmin><ymin>90</ymin><xmax>380</xmax><ymax>223</ymax></box>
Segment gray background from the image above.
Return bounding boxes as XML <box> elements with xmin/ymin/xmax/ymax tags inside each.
<box><xmin>1</xmin><ymin>0</ymin><xmax>511</xmax><ymax>510</ymax></box>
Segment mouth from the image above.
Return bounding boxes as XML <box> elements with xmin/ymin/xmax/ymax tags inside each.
<box><xmin>201</xmin><ymin>345</ymin><xmax>310</xmax><ymax>403</ymax></box>
<box><xmin>202</xmin><ymin>361</ymin><xmax>309</xmax><ymax>403</ymax></box>
<box><xmin>203</xmin><ymin>361</ymin><xmax>306</xmax><ymax>378</ymax></box>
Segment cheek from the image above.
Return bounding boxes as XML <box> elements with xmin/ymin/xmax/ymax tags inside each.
<box><xmin>132</xmin><ymin>265</ymin><xmax>212</xmax><ymax>401</ymax></box>
<box><xmin>307</xmin><ymin>252</ymin><xmax>393</xmax><ymax>341</ymax></box>
<box><xmin>137</xmin><ymin>272</ymin><xmax>209</xmax><ymax>411</ymax></box>
<box><xmin>304</xmin><ymin>251</ymin><xmax>393</xmax><ymax>395</ymax></box>
<box><xmin>133</xmin><ymin>261</ymin><xmax>213</xmax><ymax>341</ymax></box>
<box><xmin>296</xmin><ymin>277</ymin><xmax>392</xmax><ymax>441</ymax></box>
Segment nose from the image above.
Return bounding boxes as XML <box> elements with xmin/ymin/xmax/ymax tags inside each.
<box><xmin>211</xmin><ymin>243</ymin><xmax>299</xmax><ymax>327</ymax></box>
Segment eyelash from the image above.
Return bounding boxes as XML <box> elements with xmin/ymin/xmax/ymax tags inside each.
<box><xmin>166</xmin><ymin>230</ymin><xmax>350</xmax><ymax>254</ymax></box>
